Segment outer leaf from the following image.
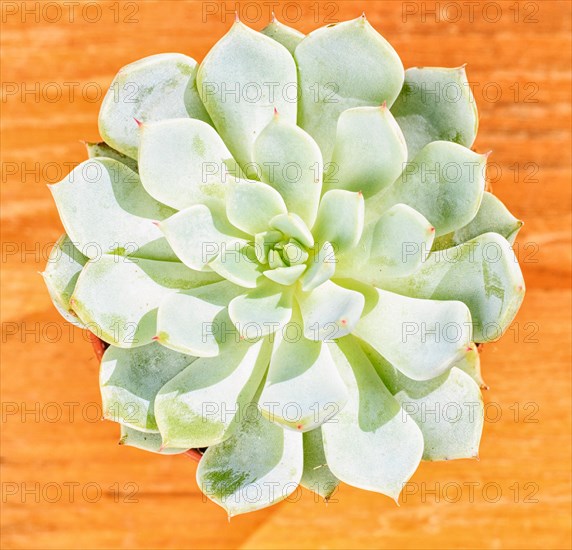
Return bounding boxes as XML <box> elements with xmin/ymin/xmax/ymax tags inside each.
<box><xmin>197</xmin><ymin>410</ymin><xmax>303</xmax><ymax>516</ymax></box>
<box><xmin>296</xmin><ymin>280</ymin><xmax>365</xmax><ymax>341</ymax></box>
<box><xmin>119</xmin><ymin>425</ymin><xmax>189</xmax><ymax>455</ymax></box>
<box><xmin>228</xmin><ymin>281</ymin><xmax>293</xmax><ymax>339</ymax></box>
<box><xmin>49</xmin><ymin>158</ymin><xmax>176</xmax><ymax>261</ymax></box>
<box><xmin>338</xmin><ymin>204</ymin><xmax>434</xmax><ymax>282</ymax></box>
<box><xmin>155</xmin><ymin>339</ymin><xmax>271</xmax><ymax>449</ymax></box>
<box><xmin>295</xmin><ymin>16</ymin><xmax>404</xmax><ymax>162</ymax></box>
<box><xmin>138</xmin><ymin>118</ymin><xmax>239</xmax><ymax>210</ymax></box>
<box><xmin>300</xmin><ymin>428</ymin><xmax>339</xmax><ymax>500</ymax></box>
<box><xmin>159</xmin><ymin>204</ymin><xmax>248</xmax><ymax>271</ymax></box>
<box><xmin>100</xmin><ymin>342</ymin><xmax>195</xmax><ymax>432</ymax></box>
<box><xmin>85</xmin><ymin>141</ymin><xmax>138</xmax><ymax>172</ymax></box>
<box><xmin>71</xmin><ymin>256</ymin><xmax>218</xmax><ymax>347</ymax></box>
<box><xmin>156</xmin><ymin>280</ymin><xmax>243</xmax><ymax>357</ymax></box>
<box><xmin>258</xmin><ymin>323</ymin><xmax>348</xmax><ymax>432</ymax></box>
<box><xmin>322</xmin><ymin>337</ymin><xmax>423</xmax><ymax>500</ymax></box>
<box><xmin>261</xmin><ymin>16</ymin><xmax>305</xmax><ymax>54</ymax></box>
<box><xmin>350</xmin><ymin>283</ymin><xmax>472</xmax><ymax>380</ymax></box>
<box><xmin>99</xmin><ymin>53</ymin><xmax>211</xmax><ymax>159</ymax></box>
<box><xmin>371</xmin><ymin>141</ymin><xmax>487</xmax><ymax>236</ymax></box>
<box><xmin>197</xmin><ymin>22</ymin><xmax>297</xmax><ymax>171</ymax></box>
<box><xmin>433</xmin><ymin>191</ymin><xmax>523</xmax><ymax>250</ymax></box>
<box><xmin>325</xmin><ymin>106</ymin><xmax>407</xmax><ymax>197</ymax></box>
<box><xmin>391</xmin><ymin>66</ymin><xmax>478</xmax><ymax>160</ymax></box>
<box><xmin>312</xmin><ymin>190</ymin><xmax>364</xmax><ymax>254</ymax></box>
<box><xmin>253</xmin><ymin>115</ymin><xmax>323</xmax><ymax>227</ymax></box>
<box><xmin>42</xmin><ymin>234</ymin><xmax>87</xmax><ymax>327</ymax></box>
<box><xmin>362</xmin><ymin>342</ymin><xmax>484</xmax><ymax>460</ymax></box>
<box><xmin>380</xmin><ymin>232</ymin><xmax>525</xmax><ymax>342</ymax></box>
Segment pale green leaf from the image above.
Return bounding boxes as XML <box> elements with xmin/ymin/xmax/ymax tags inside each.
<box><xmin>370</xmin><ymin>141</ymin><xmax>487</xmax><ymax>236</ymax></box>
<box><xmin>156</xmin><ymin>280</ymin><xmax>243</xmax><ymax>357</ymax></box>
<box><xmin>350</xmin><ymin>284</ymin><xmax>472</xmax><ymax>380</ymax></box>
<box><xmin>325</xmin><ymin>106</ymin><xmax>407</xmax><ymax>197</ymax></box>
<box><xmin>433</xmin><ymin>191</ymin><xmax>523</xmax><ymax>250</ymax></box>
<box><xmin>296</xmin><ymin>280</ymin><xmax>365</xmax><ymax>341</ymax></box>
<box><xmin>322</xmin><ymin>337</ymin><xmax>423</xmax><ymax>500</ymax></box>
<box><xmin>258</xmin><ymin>324</ymin><xmax>348</xmax><ymax>432</ymax></box>
<box><xmin>42</xmin><ymin>234</ymin><xmax>87</xmax><ymax>327</ymax></box>
<box><xmin>138</xmin><ymin>118</ymin><xmax>239</xmax><ymax>210</ymax></box>
<box><xmin>85</xmin><ymin>141</ymin><xmax>138</xmax><ymax>172</ymax></box>
<box><xmin>49</xmin><ymin>158</ymin><xmax>176</xmax><ymax>261</ymax></box>
<box><xmin>391</xmin><ymin>66</ymin><xmax>478</xmax><ymax>160</ymax></box>
<box><xmin>311</xmin><ymin>190</ymin><xmax>364</xmax><ymax>254</ymax></box>
<box><xmin>71</xmin><ymin>256</ymin><xmax>218</xmax><ymax>347</ymax></box>
<box><xmin>197</xmin><ymin>409</ymin><xmax>303</xmax><ymax>516</ymax></box>
<box><xmin>100</xmin><ymin>342</ymin><xmax>195</xmax><ymax>432</ymax></box>
<box><xmin>300</xmin><ymin>428</ymin><xmax>339</xmax><ymax>500</ymax></box>
<box><xmin>197</xmin><ymin>22</ymin><xmax>297</xmax><ymax>171</ymax></box>
<box><xmin>253</xmin><ymin>115</ymin><xmax>323</xmax><ymax>227</ymax></box>
<box><xmin>119</xmin><ymin>425</ymin><xmax>189</xmax><ymax>455</ymax></box>
<box><xmin>261</xmin><ymin>16</ymin><xmax>305</xmax><ymax>54</ymax></box>
<box><xmin>295</xmin><ymin>16</ymin><xmax>404</xmax><ymax>162</ymax></box>
<box><xmin>155</xmin><ymin>339</ymin><xmax>272</xmax><ymax>449</ymax></box>
<box><xmin>380</xmin><ymin>232</ymin><xmax>525</xmax><ymax>342</ymax></box>
<box><xmin>99</xmin><ymin>53</ymin><xmax>211</xmax><ymax>159</ymax></box>
<box><xmin>299</xmin><ymin>241</ymin><xmax>336</xmax><ymax>292</ymax></box>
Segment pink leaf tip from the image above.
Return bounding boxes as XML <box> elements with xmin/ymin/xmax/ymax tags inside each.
<box><xmin>134</xmin><ymin>118</ymin><xmax>143</xmax><ymax>128</ymax></box>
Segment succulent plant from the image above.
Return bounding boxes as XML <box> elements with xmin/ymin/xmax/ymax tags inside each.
<box><xmin>44</xmin><ymin>14</ymin><xmax>525</xmax><ymax>516</ymax></box>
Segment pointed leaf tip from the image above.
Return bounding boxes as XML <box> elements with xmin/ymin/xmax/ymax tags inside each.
<box><xmin>133</xmin><ymin>118</ymin><xmax>143</xmax><ymax>128</ymax></box>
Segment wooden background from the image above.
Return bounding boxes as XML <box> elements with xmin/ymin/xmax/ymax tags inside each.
<box><xmin>1</xmin><ymin>1</ymin><xmax>570</xmax><ymax>548</ymax></box>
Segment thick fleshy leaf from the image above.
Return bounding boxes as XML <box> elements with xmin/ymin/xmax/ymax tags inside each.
<box><xmin>209</xmin><ymin>243</ymin><xmax>263</xmax><ymax>288</ymax></box>
<box><xmin>228</xmin><ymin>281</ymin><xmax>293</xmax><ymax>339</ymax></box>
<box><xmin>325</xmin><ymin>106</ymin><xmax>407</xmax><ymax>197</ymax></box>
<box><xmin>261</xmin><ymin>16</ymin><xmax>305</xmax><ymax>54</ymax></box>
<box><xmin>85</xmin><ymin>141</ymin><xmax>138</xmax><ymax>172</ymax></box>
<box><xmin>263</xmin><ymin>264</ymin><xmax>306</xmax><ymax>286</ymax></box>
<box><xmin>156</xmin><ymin>280</ymin><xmax>243</xmax><ymax>357</ymax></box>
<box><xmin>433</xmin><ymin>192</ymin><xmax>523</xmax><ymax>250</ymax></box>
<box><xmin>391</xmin><ymin>66</ymin><xmax>478</xmax><ymax>160</ymax></box>
<box><xmin>454</xmin><ymin>343</ymin><xmax>486</xmax><ymax>388</ymax></box>
<box><xmin>295</xmin><ymin>16</ymin><xmax>404</xmax><ymax>162</ymax></box>
<box><xmin>299</xmin><ymin>241</ymin><xmax>336</xmax><ymax>292</ymax></box>
<box><xmin>49</xmin><ymin>158</ymin><xmax>176</xmax><ymax>261</ymax></box>
<box><xmin>197</xmin><ymin>410</ymin><xmax>303</xmax><ymax>516</ymax></box>
<box><xmin>226</xmin><ymin>178</ymin><xmax>287</xmax><ymax>235</ymax></box>
<box><xmin>119</xmin><ymin>425</ymin><xmax>189</xmax><ymax>455</ymax></box>
<box><xmin>371</xmin><ymin>141</ymin><xmax>487</xmax><ymax>236</ymax></box>
<box><xmin>380</xmin><ymin>232</ymin><xmax>525</xmax><ymax>342</ymax></box>
<box><xmin>363</xmin><ymin>343</ymin><xmax>483</xmax><ymax>461</ymax></box>
<box><xmin>338</xmin><ymin>204</ymin><xmax>434</xmax><ymax>282</ymax></box>
<box><xmin>197</xmin><ymin>22</ymin><xmax>297</xmax><ymax>171</ymax></box>
<box><xmin>300</xmin><ymin>428</ymin><xmax>339</xmax><ymax>499</ymax></box>
<box><xmin>253</xmin><ymin>115</ymin><xmax>323</xmax><ymax>227</ymax></box>
<box><xmin>322</xmin><ymin>337</ymin><xmax>423</xmax><ymax>500</ymax></box>
<box><xmin>312</xmin><ymin>190</ymin><xmax>364</xmax><ymax>255</ymax></box>
<box><xmin>269</xmin><ymin>213</ymin><xmax>314</xmax><ymax>248</ymax></box>
<box><xmin>155</xmin><ymin>339</ymin><xmax>271</xmax><ymax>449</ymax></box>
<box><xmin>297</xmin><ymin>280</ymin><xmax>365</xmax><ymax>341</ymax></box>
<box><xmin>71</xmin><ymin>256</ymin><xmax>218</xmax><ymax>347</ymax></box>
<box><xmin>159</xmin><ymin>205</ymin><xmax>247</xmax><ymax>271</ymax></box>
<box><xmin>350</xmin><ymin>284</ymin><xmax>472</xmax><ymax>380</ymax></box>
<box><xmin>42</xmin><ymin>234</ymin><xmax>87</xmax><ymax>327</ymax></box>
<box><xmin>138</xmin><ymin>118</ymin><xmax>239</xmax><ymax>210</ymax></box>
<box><xmin>100</xmin><ymin>342</ymin><xmax>195</xmax><ymax>432</ymax></box>
<box><xmin>258</xmin><ymin>325</ymin><xmax>348</xmax><ymax>432</ymax></box>
<box><xmin>99</xmin><ymin>53</ymin><xmax>211</xmax><ymax>159</ymax></box>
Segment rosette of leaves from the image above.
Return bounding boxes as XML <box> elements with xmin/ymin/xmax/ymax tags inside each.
<box><xmin>44</xmin><ymin>15</ymin><xmax>525</xmax><ymax>516</ymax></box>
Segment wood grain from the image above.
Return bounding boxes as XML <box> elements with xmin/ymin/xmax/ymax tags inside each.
<box><xmin>1</xmin><ymin>1</ymin><xmax>570</xmax><ymax>548</ymax></box>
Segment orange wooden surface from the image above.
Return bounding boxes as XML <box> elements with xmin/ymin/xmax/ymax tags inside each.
<box><xmin>1</xmin><ymin>1</ymin><xmax>571</xmax><ymax>548</ymax></box>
